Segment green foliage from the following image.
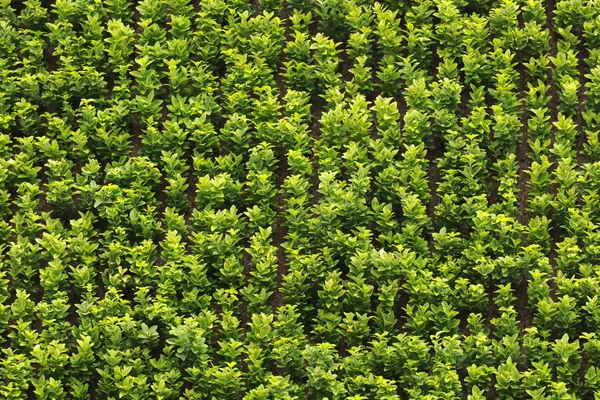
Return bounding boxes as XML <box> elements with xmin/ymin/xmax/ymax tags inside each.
<box><xmin>1</xmin><ymin>0</ymin><xmax>600</xmax><ymax>398</ymax></box>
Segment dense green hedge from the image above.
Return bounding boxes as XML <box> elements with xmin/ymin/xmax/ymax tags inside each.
<box><xmin>2</xmin><ymin>0</ymin><xmax>600</xmax><ymax>398</ymax></box>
